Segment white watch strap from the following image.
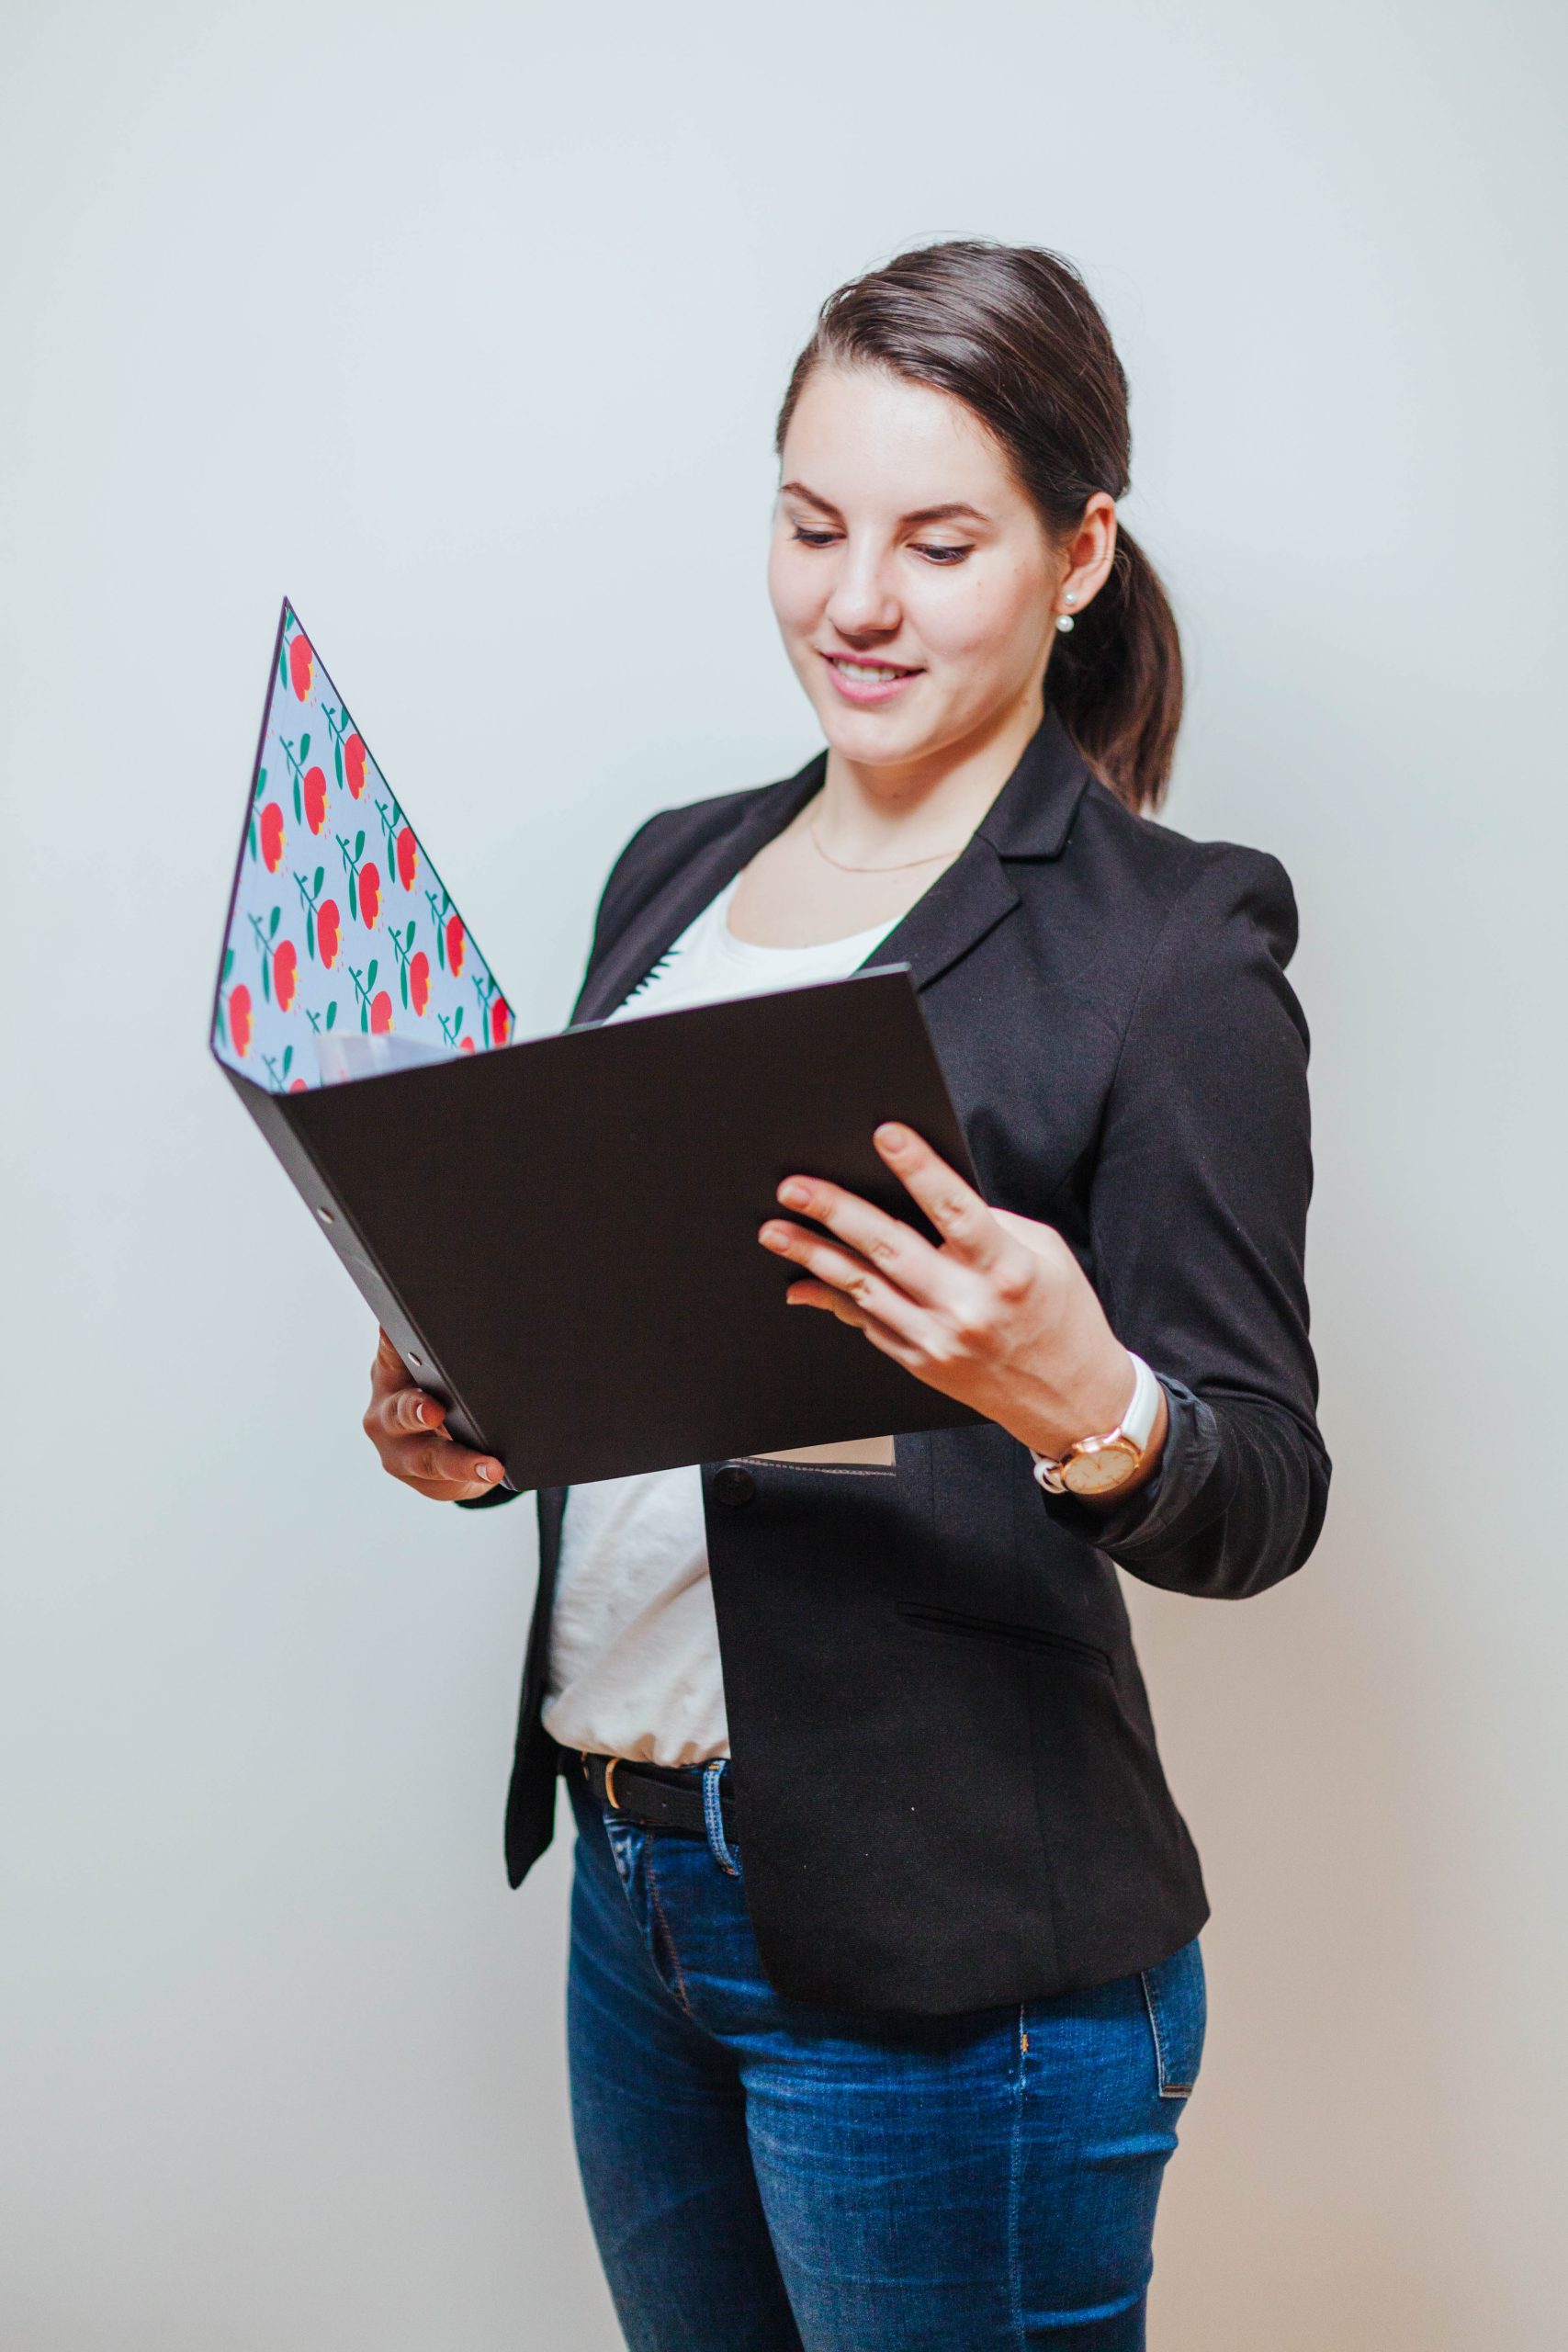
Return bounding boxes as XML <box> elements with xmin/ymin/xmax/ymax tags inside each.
<box><xmin>1029</xmin><ymin>1352</ymin><xmax>1161</xmax><ymax>1487</ymax></box>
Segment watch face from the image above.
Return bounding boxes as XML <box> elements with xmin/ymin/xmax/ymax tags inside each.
<box><xmin>1061</xmin><ymin>1437</ymin><xmax>1141</xmax><ymax>1497</ymax></box>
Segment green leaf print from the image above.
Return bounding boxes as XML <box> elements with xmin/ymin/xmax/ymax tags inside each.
<box><xmin>299</xmin><ymin>732</ymin><xmax>310</xmax><ymax>761</ymax></box>
<box><xmin>326</xmin><ymin>1000</ymin><xmax>338</xmax><ymax>1031</ymax></box>
<box><xmin>306</xmin><ymin>907</ymin><xmax>316</xmax><ymax>962</ymax></box>
<box><xmin>405</xmin><ymin>920</ymin><xmax>415</xmax><ymax>949</ymax></box>
<box><xmin>348</xmin><ymin>870</ymin><xmax>358</xmax><ymax>922</ymax></box>
<box><xmin>313</xmin><ymin>865</ymin><xmax>324</xmax><ymax>896</ymax></box>
<box><xmin>269</xmin><ymin>905</ymin><xmax>280</xmax><ymax>938</ymax></box>
<box><xmin>262</xmin><ymin>956</ymin><xmax>271</xmax><ymax>1004</ymax></box>
<box><xmin>223</xmin><ymin>948</ymin><xmax>233</xmax><ymax>979</ymax></box>
<box><xmin>355</xmin><ymin>829</ymin><xmax>366</xmax><ymax>860</ymax></box>
<box><xmin>367</xmin><ymin>958</ymin><xmax>378</xmax><ymax>989</ymax></box>
<box><xmin>283</xmin><ymin>1045</ymin><xmax>293</xmax><ymax>1079</ymax></box>
<box><xmin>453</xmin><ymin>1003</ymin><xmax>463</xmax><ymax>1036</ymax></box>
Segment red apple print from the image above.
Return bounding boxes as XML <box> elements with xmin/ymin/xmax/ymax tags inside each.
<box><xmin>446</xmin><ymin>912</ymin><xmax>465</xmax><ymax>976</ymax></box>
<box><xmin>274</xmin><ymin>939</ymin><xmax>299</xmax><ymax>1012</ymax></box>
<box><xmin>458</xmin><ymin>1035</ymin><xmax>476</xmax><ymax>1055</ymax></box>
<box><xmin>288</xmin><ymin>632</ymin><xmax>315</xmax><ymax>701</ymax></box>
<box><xmin>409</xmin><ymin>950</ymin><xmax>431</xmax><ymax>1016</ymax></box>
<box><xmin>395</xmin><ymin>825</ymin><xmax>418</xmax><ymax>893</ymax></box>
<box><xmin>370</xmin><ymin>989</ymin><xmax>393</xmax><ymax>1035</ymax></box>
<box><xmin>318</xmin><ymin>898</ymin><xmax>341</xmax><ymax>968</ymax></box>
<box><xmin>260</xmin><ymin>803</ymin><xmax>286</xmax><ymax>873</ymax></box>
<box><xmin>288</xmin><ymin>1078</ymin><xmax>307</xmax><ymax>1092</ymax></box>
<box><xmin>303</xmin><ymin>765</ymin><xmax>329</xmax><ymax>834</ymax></box>
<box><xmin>344</xmin><ymin>733</ymin><xmax>367</xmax><ymax>797</ymax></box>
<box><xmin>491</xmin><ymin>999</ymin><xmax>512</xmax><ymax>1047</ymax></box>
<box><xmin>230</xmin><ymin>984</ymin><xmax>253</xmax><ymax>1057</ymax></box>
<box><xmin>359</xmin><ymin>862</ymin><xmax>381</xmax><ymax>929</ymax></box>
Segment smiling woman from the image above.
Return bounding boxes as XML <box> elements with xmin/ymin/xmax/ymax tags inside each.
<box><xmin>361</xmin><ymin>239</ymin><xmax>1328</xmax><ymax>2350</ymax></box>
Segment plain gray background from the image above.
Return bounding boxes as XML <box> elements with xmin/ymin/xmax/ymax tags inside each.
<box><xmin>4</xmin><ymin>3</ymin><xmax>1563</xmax><ymax>2345</ymax></box>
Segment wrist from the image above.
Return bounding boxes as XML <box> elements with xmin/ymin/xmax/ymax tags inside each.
<box><xmin>1025</xmin><ymin>1350</ymin><xmax>1166</xmax><ymax>1501</ymax></box>
<box><xmin>1010</xmin><ymin>1341</ymin><xmax>1137</xmax><ymax>1464</ymax></box>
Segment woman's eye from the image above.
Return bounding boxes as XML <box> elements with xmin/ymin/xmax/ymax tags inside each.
<box><xmin>912</xmin><ymin>542</ymin><xmax>973</xmax><ymax>566</ymax></box>
<box><xmin>790</xmin><ymin>526</ymin><xmax>840</xmax><ymax>548</ymax></box>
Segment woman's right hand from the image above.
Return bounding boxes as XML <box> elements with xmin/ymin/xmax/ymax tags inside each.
<box><xmin>363</xmin><ymin>1327</ymin><xmax>508</xmax><ymax>1500</ymax></box>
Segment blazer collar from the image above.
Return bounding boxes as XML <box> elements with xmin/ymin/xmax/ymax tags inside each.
<box><xmin>573</xmin><ymin>705</ymin><xmax>1091</xmax><ymax>1024</ymax></box>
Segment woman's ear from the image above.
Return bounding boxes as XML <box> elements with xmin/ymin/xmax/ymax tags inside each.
<box><xmin>1056</xmin><ymin>492</ymin><xmax>1119</xmax><ymax>617</ymax></box>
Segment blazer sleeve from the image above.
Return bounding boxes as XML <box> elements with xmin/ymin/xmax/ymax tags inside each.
<box><xmin>1035</xmin><ymin>843</ymin><xmax>1331</xmax><ymax>1598</ymax></box>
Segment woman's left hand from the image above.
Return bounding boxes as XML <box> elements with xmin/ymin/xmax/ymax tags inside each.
<box><xmin>758</xmin><ymin>1121</ymin><xmax>1166</xmax><ymax>1484</ymax></box>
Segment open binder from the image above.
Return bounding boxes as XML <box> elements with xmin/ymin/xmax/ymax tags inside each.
<box><xmin>211</xmin><ymin>601</ymin><xmax>983</xmax><ymax>1491</ymax></box>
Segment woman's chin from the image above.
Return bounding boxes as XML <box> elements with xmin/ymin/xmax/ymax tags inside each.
<box><xmin>816</xmin><ymin>697</ymin><xmax>948</xmax><ymax>771</ymax></box>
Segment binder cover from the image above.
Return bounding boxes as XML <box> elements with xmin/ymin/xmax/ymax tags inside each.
<box><xmin>212</xmin><ymin>602</ymin><xmax>984</xmax><ymax>1491</ymax></box>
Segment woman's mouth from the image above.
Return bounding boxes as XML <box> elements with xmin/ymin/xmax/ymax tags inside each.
<box><xmin>819</xmin><ymin>651</ymin><xmax>923</xmax><ymax>707</ymax></box>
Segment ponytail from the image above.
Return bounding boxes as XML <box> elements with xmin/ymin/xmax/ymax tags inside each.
<box><xmin>1045</xmin><ymin>526</ymin><xmax>1183</xmax><ymax>812</ymax></box>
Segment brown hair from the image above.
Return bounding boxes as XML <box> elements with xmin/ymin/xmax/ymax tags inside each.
<box><xmin>774</xmin><ymin>240</ymin><xmax>1183</xmax><ymax>813</ymax></box>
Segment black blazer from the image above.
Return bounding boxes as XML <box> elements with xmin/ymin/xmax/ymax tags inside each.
<box><xmin>466</xmin><ymin>707</ymin><xmax>1329</xmax><ymax>2016</ymax></box>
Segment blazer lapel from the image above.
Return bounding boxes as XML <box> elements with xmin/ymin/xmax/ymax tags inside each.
<box><xmin>852</xmin><ymin>705</ymin><xmax>1094</xmax><ymax>991</ymax></box>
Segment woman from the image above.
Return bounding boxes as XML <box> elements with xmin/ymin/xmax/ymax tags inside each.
<box><xmin>363</xmin><ymin>241</ymin><xmax>1328</xmax><ymax>2349</ymax></box>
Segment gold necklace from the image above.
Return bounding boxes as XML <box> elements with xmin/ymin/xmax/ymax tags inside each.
<box><xmin>807</xmin><ymin>815</ymin><xmax>968</xmax><ymax>875</ymax></box>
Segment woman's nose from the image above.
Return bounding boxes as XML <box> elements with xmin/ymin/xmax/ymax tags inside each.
<box><xmin>823</xmin><ymin>548</ymin><xmax>902</xmax><ymax>639</ymax></box>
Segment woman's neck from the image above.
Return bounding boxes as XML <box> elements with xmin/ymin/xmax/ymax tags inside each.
<box><xmin>814</xmin><ymin>687</ymin><xmax>1045</xmax><ymax>865</ymax></box>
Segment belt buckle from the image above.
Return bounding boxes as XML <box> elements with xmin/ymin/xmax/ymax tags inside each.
<box><xmin>580</xmin><ymin>1748</ymin><xmax>622</xmax><ymax>1811</ymax></box>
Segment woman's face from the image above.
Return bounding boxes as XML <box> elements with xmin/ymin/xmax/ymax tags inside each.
<box><xmin>768</xmin><ymin>361</ymin><xmax>1065</xmax><ymax>774</ymax></box>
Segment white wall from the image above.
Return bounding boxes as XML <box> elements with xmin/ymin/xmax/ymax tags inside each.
<box><xmin>4</xmin><ymin>4</ymin><xmax>1563</xmax><ymax>2345</ymax></box>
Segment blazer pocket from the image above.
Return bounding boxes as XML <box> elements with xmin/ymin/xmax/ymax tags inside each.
<box><xmin>896</xmin><ymin>1601</ymin><xmax>1113</xmax><ymax>1678</ymax></box>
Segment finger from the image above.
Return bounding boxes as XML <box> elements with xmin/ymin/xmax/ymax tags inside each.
<box><xmin>772</xmin><ymin>1171</ymin><xmax>955</xmax><ymax>1307</ymax></box>
<box><xmin>370</xmin><ymin>1382</ymin><xmax>448</xmax><ymax>1442</ymax></box>
<box><xmin>383</xmin><ymin>1431</ymin><xmax>505</xmax><ymax>1489</ymax></box>
<box><xmin>371</xmin><ymin>1326</ymin><xmax>410</xmax><ymax>1397</ymax></box>
<box><xmin>785</xmin><ymin>1276</ymin><xmax>872</xmax><ymax>1327</ymax></box>
<box><xmin>761</xmin><ymin>1218</ymin><xmax>930</xmax><ymax>1341</ymax></box>
<box><xmin>872</xmin><ymin>1124</ymin><xmax>1005</xmax><ymax>1267</ymax></box>
<box><xmin>787</xmin><ymin>1280</ymin><xmax>926</xmax><ymax>1369</ymax></box>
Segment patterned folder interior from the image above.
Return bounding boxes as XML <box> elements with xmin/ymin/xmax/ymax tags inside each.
<box><xmin>212</xmin><ymin>602</ymin><xmax>513</xmax><ymax>1091</ymax></box>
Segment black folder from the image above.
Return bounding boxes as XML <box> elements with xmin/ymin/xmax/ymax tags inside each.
<box><xmin>212</xmin><ymin>603</ymin><xmax>983</xmax><ymax>1491</ymax></box>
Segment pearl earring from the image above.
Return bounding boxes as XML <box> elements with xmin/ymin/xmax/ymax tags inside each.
<box><xmin>1055</xmin><ymin>612</ymin><xmax>1075</xmax><ymax>634</ymax></box>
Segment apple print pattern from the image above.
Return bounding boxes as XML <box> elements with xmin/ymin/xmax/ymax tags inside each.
<box><xmin>213</xmin><ymin>602</ymin><xmax>513</xmax><ymax>1091</ymax></box>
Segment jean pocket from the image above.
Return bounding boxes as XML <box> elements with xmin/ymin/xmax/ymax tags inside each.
<box><xmin>1140</xmin><ymin>1936</ymin><xmax>1206</xmax><ymax>2099</ymax></box>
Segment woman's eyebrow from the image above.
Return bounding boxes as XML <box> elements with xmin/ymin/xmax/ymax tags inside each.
<box><xmin>780</xmin><ymin>481</ymin><xmax>991</xmax><ymax>528</ymax></box>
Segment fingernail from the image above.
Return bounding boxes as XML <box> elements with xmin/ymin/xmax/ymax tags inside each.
<box><xmin>778</xmin><ymin>1180</ymin><xmax>809</xmax><ymax>1208</ymax></box>
<box><xmin>414</xmin><ymin>1400</ymin><xmax>427</xmax><ymax>1423</ymax></box>
<box><xmin>477</xmin><ymin>1464</ymin><xmax>492</xmax><ymax>1481</ymax></box>
<box><xmin>760</xmin><ymin>1223</ymin><xmax>788</xmax><ymax>1248</ymax></box>
<box><xmin>874</xmin><ymin>1123</ymin><xmax>906</xmax><ymax>1148</ymax></box>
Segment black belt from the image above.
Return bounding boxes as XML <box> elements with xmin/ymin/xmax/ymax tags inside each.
<box><xmin>578</xmin><ymin>1750</ymin><xmax>738</xmax><ymax>1838</ymax></box>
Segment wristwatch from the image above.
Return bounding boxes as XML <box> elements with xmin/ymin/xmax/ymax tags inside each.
<box><xmin>1029</xmin><ymin>1353</ymin><xmax>1163</xmax><ymax>1498</ymax></box>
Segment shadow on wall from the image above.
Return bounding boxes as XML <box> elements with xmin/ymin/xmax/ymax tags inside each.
<box><xmin>1124</xmin><ymin>1227</ymin><xmax>1483</xmax><ymax>2350</ymax></box>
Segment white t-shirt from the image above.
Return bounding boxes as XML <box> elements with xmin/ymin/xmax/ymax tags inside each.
<box><xmin>540</xmin><ymin>872</ymin><xmax>902</xmax><ymax>1767</ymax></box>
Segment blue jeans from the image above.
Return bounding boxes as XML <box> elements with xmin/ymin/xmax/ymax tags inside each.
<box><xmin>565</xmin><ymin>1765</ymin><xmax>1205</xmax><ymax>2350</ymax></box>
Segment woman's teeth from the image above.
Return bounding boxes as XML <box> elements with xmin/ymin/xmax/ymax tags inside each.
<box><xmin>832</xmin><ymin>660</ymin><xmax>914</xmax><ymax>683</ymax></box>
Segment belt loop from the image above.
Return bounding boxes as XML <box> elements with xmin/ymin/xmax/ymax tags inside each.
<box><xmin>701</xmin><ymin>1761</ymin><xmax>740</xmax><ymax>1877</ymax></box>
